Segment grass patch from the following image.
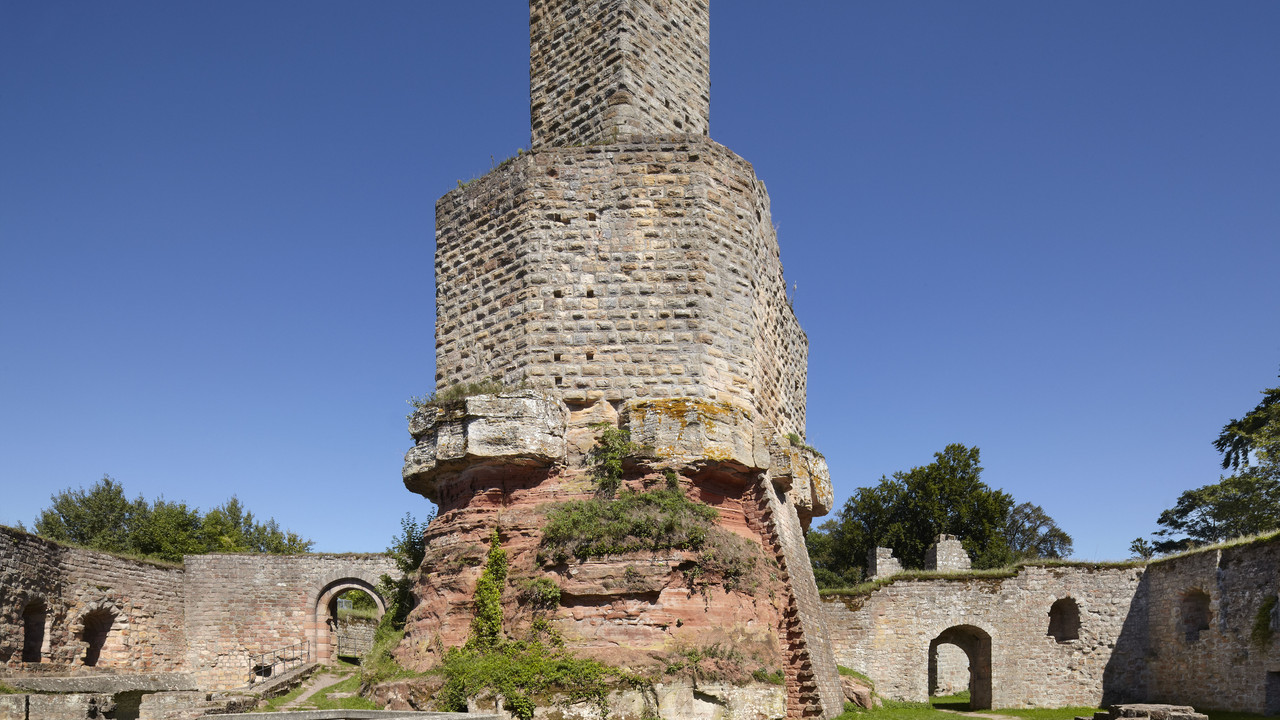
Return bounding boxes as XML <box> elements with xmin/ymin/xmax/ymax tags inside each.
<box><xmin>336</xmin><ymin>606</ymin><xmax>379</xmax><ymax>622</ymax></box>
<box><xmin>408</xmin><ymin>378</ymin><xmax>531</xmax><ymax>415</ymax></box>
<box><xmin>837</xmin><ymin>665</ymin><xmax>875</xmax><ymax>690</ymax></box>
<box><xmin>785</xmin><ymin>432</ymin><xmax>824</xmax><ymax>458</ymax></box>
<box><xmin>835</xmin><ymin>699</ymin><xmax>1100</xmax><ymax>720</ymax></box>
<box><xmin>930</xmin><ymin>690</ymin><xmax>970</xmax><ymax>710</ymax></box>
<box><xmin>0</xmin><ymin>682</ymin><xmax>20</xmax><ymax>694</ymax></box>
<box><xmin>820</xmin><ymin>559</ymin><xmax>1145</xmax><ymax>600</ymax></box>
<box><xmin>976</xmin><ymin>708</ymin><xmax>1100</xmax><ymax>720</ymax></box>
<box><xmin>307</xmin><ymin>674</ymin><xmax>379</xmax><ymax>711</ymax></box>
<box><xmin>1148</xmin><ymin>529</ymin><xmax>1280</xmax><ymax>565</ymax></box>
<box><xmin>260</xmin><ymin>679</ymin><xmax>311</xmax><ymax>711</ymax></box>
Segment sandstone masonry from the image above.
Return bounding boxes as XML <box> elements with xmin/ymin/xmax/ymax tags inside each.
<box><xmin>0</xmin><ymin>526</ymin><xmax>398</xmax><ymax>694</ymax></box>
<box><xmin>409</xmin><ymin>2</ymin><xmax>840</xmax><ymax>717</ymax></box>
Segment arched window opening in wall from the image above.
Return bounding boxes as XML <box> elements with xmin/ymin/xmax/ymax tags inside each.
<box><xmin>1047</xmin><ymin>597</ymin><xmax>1081</xmax><ymax>642</ymax></box>
<box><xmin>927</xmin><ymin>625</ymin><xmax>993</xmax><ymax>710</ymax></box>
<box><xmin>22</xmin><ymin>600</ymin><xmax>48</xmax><ymax>663</ymax></box>
<box><xmin>311</xmin><ymin>579</ymin><xmax>387</xmax><ymax>666</ymax></box>
<box><xmin>81</xmin><ymin>609</ymin><xmax>115</xmax><ymax>667</ymax></box>
<box><xmin>1181</xmin><ymin>588</ymin><xmax>1211</xmax><ymax>643</ymax></box>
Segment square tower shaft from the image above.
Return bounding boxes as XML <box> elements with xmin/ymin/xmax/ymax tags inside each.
<box><xmin>530</xmin><ymin>0</ymin><xmax>710</xmax><ymax>148</ymax></box>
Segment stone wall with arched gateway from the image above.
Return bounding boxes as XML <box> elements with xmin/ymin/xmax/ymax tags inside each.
<box><xmin>821</xmin><ymin>565</ymin><xmax>1147</xmax><ymax>708</ymax></box>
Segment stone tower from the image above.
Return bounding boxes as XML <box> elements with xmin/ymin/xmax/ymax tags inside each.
<box><xmin>404</xmin><ymin>2</ymin><xmax>843</xmax><ymax>717</ymax></box>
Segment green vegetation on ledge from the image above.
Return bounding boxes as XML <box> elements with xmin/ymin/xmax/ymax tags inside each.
<box><xmin>437</xmin><ymin>530</ymin><xmax>636</xmax><ymax>720</ymax></box>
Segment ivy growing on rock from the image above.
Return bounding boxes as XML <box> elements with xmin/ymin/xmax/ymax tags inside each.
<box><xmin>469</xmin><ymin>529</ymin><xmax>508</xmax><ymax>649</ymax></box>
<box><xmin>437</xmin><ymin>529</ymin><xmax>634</xmax><ymax>720</ymax></box>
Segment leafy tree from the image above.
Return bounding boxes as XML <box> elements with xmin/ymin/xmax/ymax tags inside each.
<box><xmin>808</xmin><ymin>444</ymin><xmax>1026</xmax><ymax>582</ymax></box>
<box><xmin>1005</xmin><ymin>502</ymin><xmax>1074</xmax><ymax>561</ymax></box>
<box><xmin>33</xmin><ymin>476</ymin><xmax>312</xmax><ymax>561</ymax></box>
<box><xmin>377</xmin><ymin>511</ymin><xmax>433</xmax><ymax>631</ymax></box>
<box><xmin>1128</xmin><ymin>537</ymin><xmax>1155</xmax><ymax>560</ymax></box>
<box><xmin>805</xmin><ymin>519</ymin><xmax>863</xmax><ymax>589</ymax></box>
<box><xmin>35</xmin><ymin>476</ymin><xmax>151</xmax><ymax>553</ymax></box>
<box><xmin>1140</xmin><ymin>370</ymin><xmax>1280</xmax><ymax>555</ymax></box>
<box><xmin>1151</xmin><ymin>472</ymin><xmax>1280</xmax><ymax>552</ymax></box>
<box><xmin>1214</xmin><ymin>376</ymin><xmax>1280</xmax><ymax>470</ymax></box>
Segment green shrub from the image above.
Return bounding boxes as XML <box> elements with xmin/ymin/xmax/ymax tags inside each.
<box><xmin>517</xmin><ymin>577</ymin><xmax>561</xmax><ymax>611</ymax></box>
<box><xmin>539</xmin><ymin>487</ymin><xmax>718</xmax><ymax>564</ymax></box>
<box><xmin>588</xmin><ymin>424</ymin><xmax>643</xmax><ymax>498</ymax></box>
<box><xmin>437</xmin><ymin>532</ymin><xmax>635</xmax><ymax>720</ymax></box>
<box><xmin>437</xmin><ymin>634</ymin><xmax>626</xmax><ymax>720</ymax></box>
<box><xmin>470</xmin><ymin>530</ymin><xmax>508</xmax><ymax>649</ymax></box>
<box><xmin>752</xmin><ymin>667</ymin><xmax>785</xmax><ymax>685</ymax></box>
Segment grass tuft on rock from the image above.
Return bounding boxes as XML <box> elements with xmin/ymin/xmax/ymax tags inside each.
<box><xmin>539</xmin><ymin>487</ymin><xmax>718</xmax><ymax>564</ymax></box>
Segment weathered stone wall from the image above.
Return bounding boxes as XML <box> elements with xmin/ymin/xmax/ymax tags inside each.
<box><xmin>925</xmin><ymin>535</ymin><xmax>971</xmax><ymax>573</ymax></box>
<box><xmin>757</xmin><ymin>478</ymin><xmax>844</xmax><ymax>718</ymax></box>
<box><xmin>1141</xmin><ymin>537</ymin><xmax>1280</xmax><ymax>714</ymax></box>
<box><xmin>333</xmin><ymin>617</ymin><xmax>377</xmax><ymax>658</ymax></box>
<box><xmin>821</xmin><ymin>565</ymin><xmax>1147</xmax><ymax>708</ymax></box>
<box><xmin>433</xmin><ymin>138</ymin><xmax>808</xmax><ymax>436</ymax></box>
<box><xmin>868</xmin><ymin>547</ymin><xmax>903</xmax><ymax>580</ymax></box>
<box><xmin>182</xmin><ymin>553</ymin><xmax>395</xmax><ymax>690</ymax></box>
<box><xmin>529</xmin><ymin>0</ymin><xmax>710</xmax><ymax>149</ymax></box>
<box><xmin>0</xmin><ymin>526</ymin><xmax>186</xmax><ymax>675</ymax></box>
<box><xmin>933</xmin><ymin>643</ymin><xmax>968</xmax><ymax>697</ymax></box>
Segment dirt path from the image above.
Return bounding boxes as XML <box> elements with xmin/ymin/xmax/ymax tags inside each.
<box><xmin>281</xmin><ymin>670</ymin><xmax>350</xmax><ymax>709</ymax></box>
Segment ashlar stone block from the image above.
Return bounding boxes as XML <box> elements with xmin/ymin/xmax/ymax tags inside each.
<box><xmin>403</xmin><ymin>391</ymin><xmax>568</xmax><ymax>502</ymax></box>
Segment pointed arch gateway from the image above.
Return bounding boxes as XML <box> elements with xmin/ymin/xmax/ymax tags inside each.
<box><xmin>928</xmin><ymin>624</ymin><xmax>992</xmax><ymax>709</ymax></box>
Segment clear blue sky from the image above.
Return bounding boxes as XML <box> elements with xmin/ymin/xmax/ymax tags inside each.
<box><xmin>2</xmin><ymin>2</ymin><xmax>1277</xmax><ymax>560</ymax></box>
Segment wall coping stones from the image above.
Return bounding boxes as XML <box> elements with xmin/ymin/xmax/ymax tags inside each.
<box><xmin>1</xmin><ymin>673</ymin><xmax>196</xmax><ymax>693</ymax></box>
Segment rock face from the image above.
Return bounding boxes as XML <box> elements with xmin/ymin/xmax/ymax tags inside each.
<box><xmin>401</xmin><ymin>396</ymin><xmax>837</xmax><ymax>717</ymax></box>
<box><xmin>405</xmin><ymin>2</ymin><xmax>842</xmax><ymax>718</ymax></box>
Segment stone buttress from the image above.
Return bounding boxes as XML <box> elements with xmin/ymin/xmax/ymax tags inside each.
<box><xmin>404</xmin><ymin>2</ymin><xmax>842</xmax><ymax>718</ymax></box>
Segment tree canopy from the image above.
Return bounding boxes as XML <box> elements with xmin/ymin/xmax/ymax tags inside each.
<box><xmin>1139</xmin><ymin>369</ymin><xmax>1280</xmax><ymax>555</ymax></box>
<box><xmin>34</xmin><ymin>475</ymin><xmax>313</xmax><ymax>562</ymax></box>
<box><xmin>807</xmin><ymin>444</ymin><xmax>1072</xmax><ymax>587</ymax></box>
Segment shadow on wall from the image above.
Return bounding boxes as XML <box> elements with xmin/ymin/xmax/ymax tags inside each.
<box><xmin>929</xmin><ymin>625</ymin><xmax>992</xmax><ymax>710</ymax></box>
<box><xmin>1102</xmin><ymin>570</ymin><xmax>1150</xmax><ymax>705</ymax></box>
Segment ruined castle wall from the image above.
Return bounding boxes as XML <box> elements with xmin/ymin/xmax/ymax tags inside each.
<box><xmin>182</xmin><ymin>553</ymin><xmax>395</xmax><ymax>690</ymax></box>
<box><xmin>1142</xmin><ymin>538</ymin><xmax>1280</xmax><ymax>713</ymax></box>
<box><xmin>433</xmin><ymin>138</ymin><xmax>807</xmax><ymax>434</ymax></box>
<box><xmin>0</xmin><ymin>527</ymin><xmax>186</xmax><ymax>674</ymax></box>
<box><xmin>529</xmin><ymin>0</ymin><xmax>710</xmax><ymax>149</ymax></box>
<box><xmin>758</xmin><ymin>482</ymin><xmax>844</xmax><ymax>718</ymax></box>
<box><xmin>820</xmin><ymin>566</ymin><xmax>1147</xmax><ymax>708</ymax></box>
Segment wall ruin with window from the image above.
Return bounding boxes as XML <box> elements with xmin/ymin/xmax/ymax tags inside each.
<box><xmin>0</xmin><ymin>526</ymin><xmax>187</xmax><ymax>673</ymax></box>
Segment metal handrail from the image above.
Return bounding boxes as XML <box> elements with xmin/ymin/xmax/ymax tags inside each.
<box><xmin>248</xmin><ymin>639</ymin><xmax>312</xmax><ymax>685</ymax></box>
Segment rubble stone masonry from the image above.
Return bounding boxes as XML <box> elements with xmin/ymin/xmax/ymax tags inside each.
<box><xmin>821</xmin><ymin>565</ymin><xmax>1148</xmax><ymax>708</ymax></box>
<box><xmin>182</xmin><ymin>553</ymin><xmax>396</xmax><ymax>689</ymax></box>
<box><xmin>433</xmin><ymin>138</ymin><xmax>808</xmax><ymax>436</ymax></box>
<box><xmin>0</xmin><ymin>526</ymin><xmax>186</xmax><ymax>674</ymax></box>
<box><xmin>529</xmin><ymin>0</ymin><xmax>710</xmax><ymax>149</ymax></box>
<box><xmin>1142</xmin><ymin>536</ymin><xmax>1280</xmax><ymax>714</ymax></box>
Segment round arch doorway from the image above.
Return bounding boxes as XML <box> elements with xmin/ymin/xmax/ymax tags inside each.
<box><xmin>928</xmin><ymin>624</ymin><xmax>992</xmax><ymax>709</ymax></box>
<box><xmin>311</xmin><ymin>578</ymin><xmax>387</xmax><ymax>665</ymax></box>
